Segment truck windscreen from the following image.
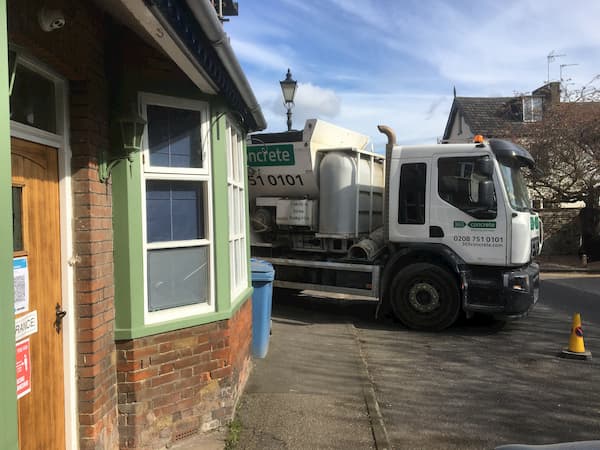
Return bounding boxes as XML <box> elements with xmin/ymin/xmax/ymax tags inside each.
<box><xmin>498</xmin><ymin>159</ymin><xmax>531</xmax><ymax>212</ymax></box>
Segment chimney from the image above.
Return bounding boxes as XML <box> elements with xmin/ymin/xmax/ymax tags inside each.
<box><xmin>533</xmin><ymin>82</ymin><xmax>561</xmax><ymax>105</ymax></box>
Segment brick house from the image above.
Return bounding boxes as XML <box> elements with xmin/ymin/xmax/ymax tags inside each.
<box><xmin>0</xmin><ymin>1</ymin><xmax>265</xmax><ymax>449</ymax></box>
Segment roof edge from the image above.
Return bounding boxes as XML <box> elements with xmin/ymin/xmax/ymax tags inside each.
<box><xmin>146</xmin><ymin>0</ymin><xmax>267</xmax><ymax>132</ymax></box>
<box><xmin>442</xmin><ymin>98</ymin><xmax>459</xmax><ymax>141</ymax></box>
<box><xmin>183</xmin><ymin>0</ymin><xmax>266</xmax><ymax>131</ymax></box>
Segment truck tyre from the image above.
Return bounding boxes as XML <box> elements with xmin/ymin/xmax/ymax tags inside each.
<box><xmin>389</xmin><ymin>263</ymin><xmax>460</xmax><ymax>331</ymax></box>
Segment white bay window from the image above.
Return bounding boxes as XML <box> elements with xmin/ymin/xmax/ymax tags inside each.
<box><xmin>226</xmin><ymin>119</ymin><xmax>248</xmax><ymax>299</ymax></box>
<box><xmin>140</xmin><ymin>93</ymin><xmax>213</xmax><ymax>322</ymax></box>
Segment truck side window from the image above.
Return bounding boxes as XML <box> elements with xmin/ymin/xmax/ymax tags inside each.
<box><xmin>398</xmin><ymin>163</ymin><xmax>426</xmax><ymax>224</ymax></box>
<box><xmin>438</xmin><ymin>157</ymin><xmax>497</xmax><ymax>219</ymax></box>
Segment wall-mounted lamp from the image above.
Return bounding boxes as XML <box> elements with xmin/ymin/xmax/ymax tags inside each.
<box><xmin>99</xmin><ymin>109</ymin><xmax>146</xmax><ymax>183</ymax></box>
<box><xmin>38</xmin><ymin>7</ymin><xmax>66</xmax><ymax>32</ymax></box>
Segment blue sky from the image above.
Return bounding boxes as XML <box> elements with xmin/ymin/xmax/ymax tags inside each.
<box><xmin>224</xmin><ymin>0</ymin><xmax>600</xmax><ymax>149</ymax></box>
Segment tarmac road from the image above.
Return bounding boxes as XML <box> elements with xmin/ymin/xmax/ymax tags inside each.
<box><xmin>234</xmin><ymin>276</ymin><xmax>600</xmax><ymax>450</ymax></box>
<box><xmin>539</xmin><ymin>273</ymin><xmax>600</xmax><ymax>323</ymax></box>
<box><xmin>359</xmin><ymin>274</ymin><xmax>600</xmax><ymax>450</ymax></box>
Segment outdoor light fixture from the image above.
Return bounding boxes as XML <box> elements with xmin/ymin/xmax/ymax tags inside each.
<box><xmin>99</xmin><ymin>107</ymin><xmax>147</xmax><ymax>183</ymax></box>
<box><xmin>280</xmin><ymin>68</ymin><xmax>297</xmax><ymax>131</ymax></box>
<box><xmin>38</xmin><ymin>7</ymin><xmax>66</xmax><ymax>32</ymax></box>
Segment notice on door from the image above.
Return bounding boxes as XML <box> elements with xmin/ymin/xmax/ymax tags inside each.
<box><xmin>16</xmin><ymin>339</ymin><xmax>31</xmax><ymax>399</ymax></box>
<box><xmin>15</xmin><ymin>311</ymin><xmax>38</xmax><ymax>341</ymax></box>
<box><xmin>13</xmin><ymin>257</ymin><xmax>29</xmax><ymax>314</ymax></box>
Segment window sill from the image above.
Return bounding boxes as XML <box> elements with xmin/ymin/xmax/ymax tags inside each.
<box><xmin>115</xmin><ymin>287</ymin><xmax>253</xmax><ymax>340</ymax></box>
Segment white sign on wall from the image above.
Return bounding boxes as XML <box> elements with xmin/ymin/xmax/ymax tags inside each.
<box><xmin>13</xmin><ymin>257</ymin><xmax>29</xmax><ymax>314</ymax></box>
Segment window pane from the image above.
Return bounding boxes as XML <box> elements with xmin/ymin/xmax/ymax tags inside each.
<box><xmin>523</xmin><ymin>96</ymin><xmax>543</xmax><ymax>122</ymax></box>
<box><xmin>233</xmin><ymin>133</ymin><xmax>240</xmax><ymax>181</ymax></box>
<box><xmin>226</xmin><ymin>128</ymin><xmax>233</xmax><ymax>179</ymax></box>
<box><xmin>146</xmin><ymin>180</ymin><xmax>204</xmax><ymax>242</ymax></box>
<box><xmin>147</xmin><ymin>105</ymin><xmax>202</xmax><ymax>168</ymax></box>
<box><xmin>229</xmin><ymin>241</ymin><xmax>237</xmax><ymax>290</ymax></box>
<box><xmin>10</xmin><ymin>64</ymin><xmax>56</xmax><ymax>133</ymax></box>
<box><xmin>398</xmin><ymin>163</ymin><xmax>426</xmax><ymax>224</ymax></box>
<box><xmin>147</xmin><ymin>246</ymin><xmax>209</xmax><ymax>311</ymax></box>
<box><xmin>438</xmin><ymin>157</ymin><xmax>497</xmax><ymax>219</ymax></box>
<box><xmin>234</xmin><ymin>187</ymin><xmax>240</xmax><ymax>234</ymax></box>
<box><xmin>228</xmin><ymin>186</ymin><xmax>234</xmax><ymax>236</ymax></box>
<box><xmin>12</xmin><ymin>187</ymin><xmax>23</xmax><ymax>252</ymax></box>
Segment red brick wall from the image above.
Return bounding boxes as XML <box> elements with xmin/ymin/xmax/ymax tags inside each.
<box><xmin>8</xmin><ymin>1</ymin><xmax>119</xmax><ymax>449</ymax></box>
<box><xmin>71</xmin><ymin>76</ymin><xmax>119</xmax><ymax>450</ymax></box>
<box><xmin>116</xmin><ymin>298</ymin><xmax>253</xmax><ymax>449</ymax></box>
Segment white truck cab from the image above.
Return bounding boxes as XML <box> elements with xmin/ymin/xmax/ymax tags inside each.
<box><xmin>379</xmin><ymin>128</ymin><xmax>540</xmax><ymax>329</ymax></box>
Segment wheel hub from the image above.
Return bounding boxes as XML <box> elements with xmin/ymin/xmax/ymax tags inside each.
<box><xmin>408</xmin><ymin>282</ymin><xmax>440</xmax><ymax>313</ymax></box>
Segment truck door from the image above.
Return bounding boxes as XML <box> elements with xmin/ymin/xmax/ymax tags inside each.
<box><xmin>387</xmin><ymin>158</ymin><xmax>431</xmax><ymax>241</ymax></box>
<box><xmin>430</xmin><ymin>154</ymin><xmax>508</xmax><ymax>266</ymax></box>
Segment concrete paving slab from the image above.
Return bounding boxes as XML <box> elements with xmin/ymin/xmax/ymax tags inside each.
<box><xmin>236</xmin><ymin>393</ymin><xmax>374</xmax><ymax>449</ymax></box>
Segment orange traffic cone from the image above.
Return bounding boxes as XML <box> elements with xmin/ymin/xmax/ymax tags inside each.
<box><xmin>560</xmin><ymin>313</ymin><xmax>592</xmax><ymax>360</ymax></box>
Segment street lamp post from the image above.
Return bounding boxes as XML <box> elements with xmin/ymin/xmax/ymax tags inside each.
<box><xmin>280</xmin><ymin>68</ymin><xmax>297</xmax><ymax>131</ymax></box>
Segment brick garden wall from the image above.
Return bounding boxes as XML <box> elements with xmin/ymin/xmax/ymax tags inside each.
<box><xmin>116</xmin><ymin>298</ymin><xmax>253</xmax><ymax>449</ymax></box>
<box><xmin>538</xmin><ymin>208</ymin><xmax>582</xmax><ymax>255</ymax></box>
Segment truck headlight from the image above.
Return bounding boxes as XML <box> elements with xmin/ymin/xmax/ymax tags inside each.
<box><xmin>509</xmin><ymin>274</ymin><xmax>530</xmax><ymax>292</ymax></box>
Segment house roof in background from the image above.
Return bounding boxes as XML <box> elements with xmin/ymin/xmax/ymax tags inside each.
<box><xmin>443</xmin><ymin>96</ymin><xmax>526</xmax><ymax>140</ymax></box>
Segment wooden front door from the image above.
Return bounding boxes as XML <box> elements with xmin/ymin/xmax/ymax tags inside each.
<box><xmin>11</xmin><ymin>137</ymin><xmax>66</xmax><ymax>450</ymax></box>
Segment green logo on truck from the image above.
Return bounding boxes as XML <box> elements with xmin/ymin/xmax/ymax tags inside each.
<box><xmin>530</xmin><ymin>216</ymin><xmax>539</xmax><ymax>230</ymax></box>
<box><xmin>468</xmin><ymin>221</ymin><xmax>496</xmax><ymax>229</ymax></box>
<box><xmin>247</xmin><ymin>144</ymin><xmax>295</xmax><ymax>167</ymax></box>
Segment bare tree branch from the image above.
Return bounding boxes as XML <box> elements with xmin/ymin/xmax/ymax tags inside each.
<box><xmin>509</xmin><ymin>99</ymin><xmax>600</xmax><ymax>207</ymax></box>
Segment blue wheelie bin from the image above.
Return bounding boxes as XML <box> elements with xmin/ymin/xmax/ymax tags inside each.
<box><xmin>250</xmin><ymin>258</ymin><xmax>275</xmax><ymax>358</ymax></box>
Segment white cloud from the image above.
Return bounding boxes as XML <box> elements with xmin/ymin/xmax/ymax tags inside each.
<box><xmin>229</xmin><ymin>38</ymin><xmax>292</xmax><ymax>71</ymax></box>
<box><xmin>294</xmin><ymin>83</ymin><xmax>341</xmax><ymax>119</ymax></box>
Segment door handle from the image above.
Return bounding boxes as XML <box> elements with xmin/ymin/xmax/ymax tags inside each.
<box><xmin>54</xmin><ymin>303</ymin><xmax>67</xmax><ymax>334</ymax></box>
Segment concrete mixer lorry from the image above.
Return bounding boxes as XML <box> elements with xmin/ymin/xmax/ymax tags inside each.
<box><xmin>247</xmin><ymin>119</ymin><xmax>541</xmax><ymax>330</ymax></box>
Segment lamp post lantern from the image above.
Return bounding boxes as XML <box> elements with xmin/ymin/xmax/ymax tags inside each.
<box><xmin>280</xmin><ymin>68</ymin><xmax>297</xmax><ymax>131</ymax></box>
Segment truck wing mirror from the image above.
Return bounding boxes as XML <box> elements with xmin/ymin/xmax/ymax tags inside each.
<box><xmin>475</xmin><ymin>157</ymin><xmax>493</xmax><ymax>177</ymax></box>
<box><xmin>478</xmin><ymin>180</ymin><xmax>495</xmax><ymax>208</ymax></box>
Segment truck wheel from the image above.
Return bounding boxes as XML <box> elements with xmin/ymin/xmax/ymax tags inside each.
<box><xmin>390</xmin><ymin>263</ymin><xmax>460</xmax><ymax>331</ymax></box>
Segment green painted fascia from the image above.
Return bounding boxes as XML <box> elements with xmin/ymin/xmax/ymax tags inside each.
<box><xmin>211</xmin><ymin>109</ymin><xmax>231</xmax><ymax>312</ymax></box>
<box><xmin>112</xmin><ymin>154</ymin><xmax>145</xmax><ymax>334</ymax></box>
<box><xmin>0</xmin><ymin>0</ymin><xmax>19</xmax><ymax>447</ymax></box>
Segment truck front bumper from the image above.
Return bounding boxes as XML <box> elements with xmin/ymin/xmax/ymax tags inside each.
<box><xmin>463</xmin><ymin>262</ymin><xmax>540</xmax><ymax>318</ymax></box>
